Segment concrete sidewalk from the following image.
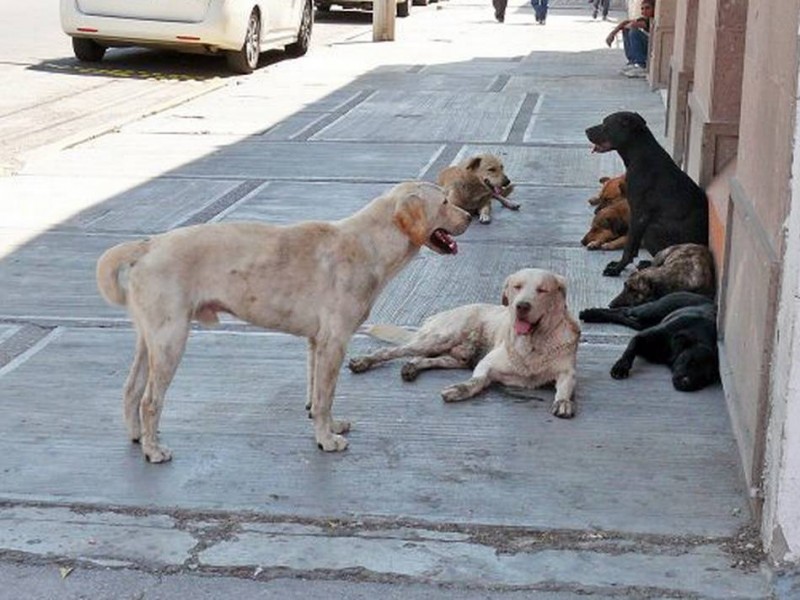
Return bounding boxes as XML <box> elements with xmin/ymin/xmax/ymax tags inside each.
<box><xmin>0</xmin><ymin>1</ymin><xmax>780</xmax><ymax>597</ymax></box>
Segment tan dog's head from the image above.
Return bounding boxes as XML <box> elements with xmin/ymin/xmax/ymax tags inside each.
<box><xmin>462</xmin><ymin>154</ymin><xmax>512</xmax><ymax>197</ymax></box>
<box><xmin>588</xmin><ymin>174</ymin><xmax>626</xmax><ymax>209</ymax></box>
<box><xmin>501</xmin><ymin>268</ymin><xmax>568</xmax><ymax>336</ymax></box>
<box><xmin>392</xmin><ymin>181</ymin><xmax>471</xmax><ymax>254</ymax></box>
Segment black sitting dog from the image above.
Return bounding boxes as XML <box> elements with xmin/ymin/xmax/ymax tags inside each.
<box><xmin>585</xmin><ymin>112</ymin><xmax>709</xmax><ymax>277</ymax></box>
<box><xmin>580</xmin><ymin>292</ymin><xmax>719</xmax><ymax>392</ymax></box>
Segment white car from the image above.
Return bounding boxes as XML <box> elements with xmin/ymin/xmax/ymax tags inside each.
<box><xmin>60</xmin><ymin>0</ymin><xmax>313</xmax><ymax>74</ymax></box>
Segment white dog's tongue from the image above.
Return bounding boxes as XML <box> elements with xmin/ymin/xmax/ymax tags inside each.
<box><xmin>514</xmin><ymin>319</ymin><xmax>532</xmax><ymax>335</ymax></box>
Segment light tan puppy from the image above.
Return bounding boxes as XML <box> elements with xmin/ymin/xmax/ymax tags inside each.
<box><xmin>349</xmin><ymin>268</ymin><xmax>580</xmax><ymax>418</ymax></box>
<box><xmin>437</xmin><ymin>154</ymin><xmax>518</xmax><ymax>224</ymax></box>
<box><xmin>96</xmin><ymin>181</ymin><xmax>471</xmax><ymax>463</ymax></box>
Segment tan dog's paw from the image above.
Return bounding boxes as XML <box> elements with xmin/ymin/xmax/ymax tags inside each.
<box><xmin>317</xmin><ymin>432</ymin><xmax>349</xmax><ymax>452</ymax></box>
<box><xmin>143</xmin><ymin>442</ymin><xmax>173</xmax><ymax>463</ymax></box>
<box><xmin>441</xmin><ymin>383</ymin><xmax>471</xmax><ymax>402</ymax></box>
<box><xmin>348</xmin><ymin>356</ymin><xmax>371</xmax><ymax>373</ymax></box>
<box><xmin>551</xmin><ymin>399</ymin><xmax>575</xmax><ymax>419</ymax></box>
<box><xmin>586</xmin><ymin>241</ymin><xmax>601</xmax><ymax>250</ymax></box>
<box><xmin>331</xmin><ymin>419</ymin><xmax>351</xmax><ymax>434</ymax></box>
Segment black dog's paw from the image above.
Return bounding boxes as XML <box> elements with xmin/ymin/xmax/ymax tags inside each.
<box><xmin>579</xmin><ymin>308</ymin><xmax>605</xmax><ymax>322</ymax></box>
<box><xmin>603</xmin><ymin>261</ymin><xmax>624</xmax><ymax>277</ymax></box>
<box><xmin>610</xmin><ymin>360</ymin><xmax>631</xmax><ymax>379</ymax></box>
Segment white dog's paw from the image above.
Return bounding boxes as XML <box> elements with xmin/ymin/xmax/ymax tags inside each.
<box><xmin>143</xmin><ymin>442</ymin><xmax>173</xmax><ymax>463</ymax></box>
<box><xmin>441</xmin><ymin>383</ymin><xmax>471</xmax><ymax>402</ymax></box>
<box><xmin>317</xmin><ymin>433</ymin><xmax>349</xmax><ymax>452</ymax></box>
<box><xmin>479</xmin><ymin>214</ymin><xmax>492</xmax><ymax>224</ymax></box>
<box><xmin>551</xmin><ymin>399</ymin><xmax>575</xmax><ymax>419</ymax></box>
<box><xmin>348</xmin><ymin>357</ymin><xmax>371</xmax><ymax>373</ymax></box>
<box><xmin>331</xmin><ymin>419</ymin><xmax>351</xmax><ymax>434</ymax></box>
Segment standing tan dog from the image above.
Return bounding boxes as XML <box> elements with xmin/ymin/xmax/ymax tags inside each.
<box><xmin>96</xmin><ymin>181</ymin><xmax>471</xmax><ymax>462</ymax></box>
<box><xmin>437</xmin><ymin>154</ymin><xmax>518</xmax><ymax>224</ymax></box>
<box><xmin>348</xmin><ymin>268</ymin><xmax>580</xmax><ymax>418</ymax></box>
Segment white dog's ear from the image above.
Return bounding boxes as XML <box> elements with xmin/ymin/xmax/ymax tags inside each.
<box><xmin>466</xmin><ymin>156</ymin><xmax>482</xmax><ymax>171</ymax></box>
<box><xmin>393</xmin><ymin>194</ymin><xmax>428</xmax><ymax>247</ymax></box>
<box><xmin>554</xmin><ymin>274</ymin><xmax>567</xmax><ymax>297</ymax></box>
<box><xmin>501</xmin><ymin>275</ymin><xmax>511</xmax><ymax>306</ymax></box>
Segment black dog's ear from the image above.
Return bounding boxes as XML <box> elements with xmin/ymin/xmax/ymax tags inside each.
<box><xmin>628</xmin><ymin>112</ymin><xmax>648</xmax><ymax>128</ymax></box>
<box><xmin>672</xmin><ymin>331</ymin><xmax>695</xmax><ymax>351</ymax></box>
<box><xmin>466</xmin><ymin>156</ymin><xmax>482</xmax><ymax>171</ymax></box>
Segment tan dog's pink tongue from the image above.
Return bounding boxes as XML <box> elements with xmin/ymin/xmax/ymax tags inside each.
<box><xmin>514</xmin><ymin>319</ymin><xmax>532</xmax><ymax>335</ymax></box>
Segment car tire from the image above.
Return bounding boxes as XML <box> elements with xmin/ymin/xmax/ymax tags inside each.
<box><xmin>226</xmin><ymin>9</ymin><xmax>261</xmax><ymax>74</ymax></box>
<box><xmin>397</xmin><ymin>0</ymin><xmax>410</xmax><ymax>17</ymax></box>
<box><xmin>72</xmin><ymin>37</ymin><xmax>106</xmax><ymax>62</ymax></box>
<box><xmin>286</xmin><ymin>0</ymin><xmax>312</xmax><ymax>57</ymax></box>
<box><xmin>413</xmin><ymin>0</ymin><xmax>429</xmax><ymax>5</ymax></box>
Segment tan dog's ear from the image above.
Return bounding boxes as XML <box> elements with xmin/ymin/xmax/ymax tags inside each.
<box><xmin>466</xmin><ymin>156</ymin><xmax>482</xmax><ymax>171</ymax></box>
<box><xmin>599</xmin><ymin>176</ymin><xmax>610</xmax><ymax>184</ymax></box>
<box><xmin>618</xmin><ymin>178</ymin><xmax>627</xmax><ymax>196</ymax></box>
<box><xmin>393</xmin><ymin>195</ymin><xmax>428</xmax><ymax>247</ymax></box>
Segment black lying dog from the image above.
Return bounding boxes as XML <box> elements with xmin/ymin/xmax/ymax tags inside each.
<box><xmin>579</xmin><ymin>292</ymin><xmax>719</xmax><ymax>392</ymax></box>
<box><xmin>585</xmin><ymin>112</ymin><xmax>709</xmax><ymax>277</ymax></box>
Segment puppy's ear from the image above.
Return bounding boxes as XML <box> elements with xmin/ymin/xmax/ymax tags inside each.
<box><xmin>466</xmin><ymin>156</ymin><xmax>482</xmax><ymax>171</ymax></box>
<box><xmin>393</xmin><ymin>195</ymin><xmax>428</xmax><ymax>247</ymax></box>
<box><xmin>599</xmin><ymin>176</ymin><xmax>610</xmax><ymax>184</ymax></box>
<box><xmin>618</xmin><ymin>179</ymin><xmax>627</xmax><ymax>196</ymax></box>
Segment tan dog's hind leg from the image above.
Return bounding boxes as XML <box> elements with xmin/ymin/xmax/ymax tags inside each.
<box><xmin>305</xmin><ymin>338</ymin><xmax>316</xmax><ymax>412</ymax></box>
<box><xmin>138</xmin><ymin>320</ymin><xmax>190</xmax><ymax>463</ymax></box>
<box><xmin>348</xmin><ymin>334</ymin><xmax>455</xmax><ymax>374</ymax></box>
<box><xmin>123</xmin><ymin>332</ymin><xmax>149</xmax><ymax>442</ymax></box>
<box><xmin>551</xmin><ymin>370</ymin><xmax>577</xmax><ymax>418</ymax></box>
<box><xmin>310</xmin><ymin>336</ymin><xmax>350</xmax><ymax>451</ymax></box>
<box><xmin>400</xmin><ymin>355</ymin><xmax>469</xmax><ymax>382</ymax></box>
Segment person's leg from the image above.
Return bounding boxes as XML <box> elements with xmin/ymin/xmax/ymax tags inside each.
<box><xmin>601</xmin><ymin>0</ymin><xmax>610</xmax><ymax>18</ymax></box>
<box><xmin>628</xmin><ymin>28</ymin><xmax>649</xmax><ymax>66</ymax></box>
<box><xmin>621</xmin><ymin>29</ymin><xmax>635</xmax><ymax>64</ymax></box>
<box><xmin>493</xmin><ymin>0</ymin><xmax>507</xmax><ymax>22</ymax></box>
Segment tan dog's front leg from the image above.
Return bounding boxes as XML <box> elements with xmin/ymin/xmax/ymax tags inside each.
<box><xmin>310</xmin><ymin>338</ymin><xmax>350</xmax><ymax>452</ymax></box>
<box><xmin>478</xmin><ymin>202</ymin><xmax>492</xmax><ymax>224</ymax></box>
<box><xmin>551</xmin><ymin>369</ymin><xmax>577</xmax><ymax>418</ymax></box>
<box><xmin>305</xmin><ymin>338</ymin><xmax>316</xmax><ymax>412</ymax></box>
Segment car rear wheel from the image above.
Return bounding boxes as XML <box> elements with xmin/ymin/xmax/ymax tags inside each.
<box><xmin>226</xmin><ymin>9</ymin><xmax>261</xmax><ymax>74</ymax></box>
<box><xmin>397</xmin><ymin>0</ymin><xmax>410</xmax><ymax>17</ymax></box>
<box><xmin>286</xmin><ymin>0</ymin><xmax>312</xmax><ymax>57</ymax></box>
<box><xmin>72</xmin><ymin>37</ymin><xmax>106</xmax><ymax>62</ymax></box>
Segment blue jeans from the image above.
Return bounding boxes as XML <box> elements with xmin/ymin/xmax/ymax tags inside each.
<box><xmin>622</xmin><ymin>28</ymin><xmax>648</xmax><ymax>66</ymax></box>
<box><xmin>531</xmin><ymin>0</ymin><xmax>548</xmax><ymax>22</ymax></box>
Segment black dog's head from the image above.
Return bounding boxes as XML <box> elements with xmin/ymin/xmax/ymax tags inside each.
<box><xmin>585</xmin><ymin>112</ymin><xmax>649</xmax><ymax>154</ymax></box>
<box><xmin>670</xmin><ymin>334</ymin><xmax>719</xmax><ymax>392</ymax></box>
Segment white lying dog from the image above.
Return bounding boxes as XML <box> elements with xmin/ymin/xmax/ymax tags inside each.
<box><xmin>348</xmin><ymin>268</ymin><xmax>581</xmax><ymax>417</ymax></box>
<box><xmin>96</xmin><ymin>181</ymin><xmax>471</xmax><ymax>462</ymax></box>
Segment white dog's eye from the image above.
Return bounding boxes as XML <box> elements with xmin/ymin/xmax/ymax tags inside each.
<box><xmin>537</xmin><ymin>287</ymin><xmax>550</xmax><ymax>294</ymax></box>
<box><xmin>513</xmin><ymin>283</ymin><xmax>522</xmax><ymax>291</ymax></box>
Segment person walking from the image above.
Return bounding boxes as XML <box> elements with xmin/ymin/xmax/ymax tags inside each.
<box><xmin>592</xmin><ymin>0</ymin><xmax>610</xmax><ymax>20</ymax></box>
<box><xmin>531</xmin><ymin>0</ymin><xmax>549</xmax><ymax>25</ymax></box>
<box><xmin>493</xmin><ymin>0</ymin><xmax>508</xmax><ymax>22</ymax></box>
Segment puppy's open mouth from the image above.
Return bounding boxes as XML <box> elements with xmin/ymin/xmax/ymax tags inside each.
<box><xmin>429</xmin><ymin>229</ymin><xmax>458</xmax><ymax>255</ymax></box>
<box><xmin>484</xmin><ymin>179</ymin><xmax>508</xmax><ymax>200</ymax></box>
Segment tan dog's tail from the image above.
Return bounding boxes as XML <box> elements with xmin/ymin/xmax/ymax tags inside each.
<box><xmin>364</xmin><ymin>323</ymin><xmax>414</xmax><ymax>345</ymax></box>
<box><xmin>96</xmin><ymin>239</ymin><xmax>150</xmax><ymax>306</ymax></box>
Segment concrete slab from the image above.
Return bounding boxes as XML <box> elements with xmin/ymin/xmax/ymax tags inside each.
<box><xmin>0</xmin><ymin>327</ymin><xmax>746</xmax><ymax>537</ymax></box>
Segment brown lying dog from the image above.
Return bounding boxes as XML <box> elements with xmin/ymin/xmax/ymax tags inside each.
<box><xmin>437</xmin><ymin>154</ymin><xmax>518</xmax><ymax>224</ymax></box>
<box><xmin>581</xmin><ymin>174</ymin><xmax>630</xmax><ymax>250</ymax></box>
<box><xmin>348</xmin><ymin>268</ymin><xmax>580</xmax><ymax>418</ymax></box>
<box><xmin>608</xmin><ymin>243</ymin><xmax>716</xmax><ymax>308</ymax></box>
<box><xmin>96</xmin><ymin>181</ymin><xmax>471</xmax><ymax>463</ymax></box>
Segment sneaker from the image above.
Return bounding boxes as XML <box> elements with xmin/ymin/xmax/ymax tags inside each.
<box><xmin>624</xmin><ymin>65</ymin><xmax>647</xmax><ymax>78</ymax></box>
<box><xmin>619</xmin><ymin>63</ymin><xmax>635</xmax><ymax>74</ymax></box>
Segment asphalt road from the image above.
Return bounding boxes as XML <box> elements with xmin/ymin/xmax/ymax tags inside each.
<box><xmin>0</xmin><ymin>1</ymin><xmax>375</xmax><ymax>175</ymax></box>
